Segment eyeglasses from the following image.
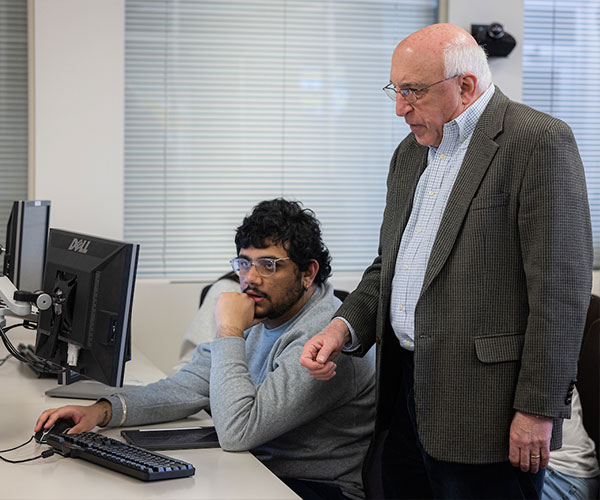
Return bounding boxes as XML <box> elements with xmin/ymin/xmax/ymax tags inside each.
<box><xmin>383</xmin><ymin>75</ymin><xmax>461</xmax><ymax>104</ymax></box>
<box><xmin>229</xmin><ymin>257</ymin><xmax>290</xmax><ymax>277</ymax></box>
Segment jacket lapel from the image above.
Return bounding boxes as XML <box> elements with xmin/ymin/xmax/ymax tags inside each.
<box><xmin>388</xmin><ymin>145</ymin><xmax>429</xmax><ymax>252</ymax></box>
<box><xmin>381</xmin><ymin>140</ymin><xmax>428</xmax><ymax>313</ymax></box>
<box><xmin>420</xmin><ymin>87</ymin><xmax>509</xmax><ymax>296</ymax></box>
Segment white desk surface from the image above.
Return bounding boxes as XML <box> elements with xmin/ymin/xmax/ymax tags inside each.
<box><xmin>0</xmin><ymin>329</ymin><xmax>299</xmax><ymax>499</ymax></box>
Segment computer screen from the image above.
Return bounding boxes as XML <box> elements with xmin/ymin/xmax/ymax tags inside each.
<box><xmin>34</xmin><ymin>229</ymin><xmax>139</xmax><ymax>389</ymax></box>
<box><xmin>3</xmin><ymin>200</ymin><xmax>51</xmax><ymax>293</ymax></box>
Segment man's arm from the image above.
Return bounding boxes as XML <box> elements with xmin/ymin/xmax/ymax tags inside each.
<box><xmin>209</xmin><ymin>293</ymin><xmax>364</xmax><ymax>451</ymax></box>
<box><xmin>102</xmin><ymin>348</ymin><xmax>212</xmax><ymax>427</ymax></box>
<box><xmin>510</xmin><ymin>118</ymin><xmax>592</xmax><ymax>470</ymax></box>
<box><xmin>301</xmin><ymin>142</ymin><xmax>409</xmax><ymax>374</ymax></box>
<box><xmin>33</xmin><ymin>292</ymin><xmax>254</xmax><ymax>433</ymax></box>
<box><xmin>300</xmin><ymin>238</ymin><xmax>385</xmax><ymax>380</ymax></box>
<box><xmin>299</xmin><ymin>318</ymin><xmax>350</xmax><ymax>380</ymax></box>
<box><xmin>102</xmin><ymin>292</ymin><xmax>255</xmax><ymax>429</ymax></box>
<box><xmin>209</xmin><ymin>334</ymin><xmax>362</xmax><ymax>451</ymax></box>
<box><xmin>300</xmin><ymin>235</ymin><xmax>385</xmax><ymax>379</ymax></box>
<box><xmin>34</xmin><ymin>347</ymin><xmax>214</xmax><ymax>431</ymax></box>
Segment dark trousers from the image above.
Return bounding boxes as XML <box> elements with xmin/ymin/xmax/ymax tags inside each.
<box><xmin>380</xmin><ymin>348</ymin><xmax>546</xmax><ymax>499</ymax></box>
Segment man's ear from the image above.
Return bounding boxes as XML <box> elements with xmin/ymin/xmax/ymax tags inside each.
<box><xmin>303</xmin><ymin>259</ymin><xmax>319</xmax><ymax>288</ymax></box>
<box><xmin>459</xmin><ymin>72</ymin><xmax>478</xmax><ymax>105</ymax></box>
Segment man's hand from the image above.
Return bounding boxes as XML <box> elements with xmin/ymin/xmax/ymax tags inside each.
<box><xmin>34</xmin><ymin>401</ymin><xmax>112</xmax><ymax>435</ymax></box>
<box><xmin>508</xmin><ymin>410</ymin><xmax>553</xmax><ymax>474</ymax></box>
<box><xmin>300</xmin><ymin>318</ymin><xmax>351</xmax><ymax>380</ymax></box>
<box><xmin>215</xmin><ymin>292</ymin><xmax>261</xmax><ymax>338</ymax></box>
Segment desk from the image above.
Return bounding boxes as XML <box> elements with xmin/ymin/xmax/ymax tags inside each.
<box><xmin>0</xmin><ymin>329</ymin><xmax>299</xmax><ymax>499</ymax></box>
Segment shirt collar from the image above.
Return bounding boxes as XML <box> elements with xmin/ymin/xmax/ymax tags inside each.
<box><xmin>454</xmin><ymin>83</ymin><xmax>495</xmax><ymax>141</ymax></box>
<box><xmin>430</xmin><ymin>84</ymin><xmax>495</xmax><ymax>153</ymax></box>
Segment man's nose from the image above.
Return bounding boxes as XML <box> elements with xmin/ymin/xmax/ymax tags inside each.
<box><xmin>242</xmin><ymin>264</ymin><xmax>263</xmax><ymax>285</ymax></box>
<box><xmin>396</xmin><ymin>97</ymin><xmax>412</xmax><ymax>117</ymax></box>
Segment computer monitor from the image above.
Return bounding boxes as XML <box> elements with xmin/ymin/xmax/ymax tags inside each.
<box><xmin>3</xmin><ymin>200</ymin><xmax>51</xmax><ymax>293</ymax></box>
<box><xmin>34</xmin><ymin>229</ymin><xmax>139</xmax><ymax>392</ymax></box>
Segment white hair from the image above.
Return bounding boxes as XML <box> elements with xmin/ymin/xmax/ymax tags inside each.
<box><xmin>443</xmin><ymin>41</ymin><xmax>492</xmax><ymax>92</ymax></box>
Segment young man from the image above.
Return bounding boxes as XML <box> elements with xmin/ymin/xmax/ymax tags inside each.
<box><xmin>35</xmin><ymin>198</ymin><xmax>375</xmax><ymax>500</ymax></box>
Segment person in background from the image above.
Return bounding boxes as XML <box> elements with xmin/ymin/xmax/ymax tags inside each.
<box><xmin>171</xmin><ymin>271</ymin><xmax>239</xmax><ymax>373</ymax></box>
<box><xmin>300</xmin><ymin>23</ymin><xmax>592</xmax><ymax>499</ymax></box>
<box><xmin>36</xmin><ymin>198</ymin><xmax>376</xmax><ymax>500</ymax></box>
<box><xmin>543</xmin><ymin>387</ymin><xmax>599</xmax><ymax>500</ymax></box>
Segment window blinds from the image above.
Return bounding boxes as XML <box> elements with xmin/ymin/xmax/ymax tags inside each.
<box><xmin>124</xmin><ymin>0</ymin><xmax>438</xmax><ymax>280</ymax></box>
<box><xmin>523</xmin><ymin>0</ymin><xmax>600</xmax><ymax>266</ymax></box>
<box><xmin>0</xmin><ymin>0</ymin><xmax>28</xmax><ymax>234</ymax></box>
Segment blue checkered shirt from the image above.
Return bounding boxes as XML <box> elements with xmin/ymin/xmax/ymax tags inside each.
<box><xmin>390</xmin><ymin>85</ymin><xmax>495</xmax><ymax>351</ymax></box>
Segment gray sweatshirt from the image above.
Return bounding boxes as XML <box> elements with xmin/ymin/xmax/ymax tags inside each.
<box><xmin>105</xmin><ymin>282</ymin><xmax>375</xmax><ymax>499</ymax></box>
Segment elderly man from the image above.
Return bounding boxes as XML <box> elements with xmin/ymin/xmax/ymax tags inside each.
<box><xmin>301</xmin><ymin>23</ymin><xmax>592</xmax><ymax>499</ymax></box>
<box><xmin>36</xmin><ymin>198</ymin><xmax>375</xmax><ymax>500</ymax></box>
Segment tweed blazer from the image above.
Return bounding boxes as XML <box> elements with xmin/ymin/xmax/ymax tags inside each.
<box><xmin>338</xmin><ymin>87</ymin><xmax>593</xmax><ymax>464</ymax></box>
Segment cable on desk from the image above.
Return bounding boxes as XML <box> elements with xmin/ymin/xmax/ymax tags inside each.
<box><xmin>0</xmin><ymin>435</ymin><xmax>33</xmax><ymax>452</ymax></box>
<box><xmin>0</xmin><ymin>450</ymin><xmax>55</xmax><ymax>464</ymax></box>
<box><xmin>0</xmin><ymin>436</ymin><xmax>55</xmax><ymax>464</ymax></box>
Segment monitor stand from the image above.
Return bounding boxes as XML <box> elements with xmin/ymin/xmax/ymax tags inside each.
<box><xmin>45</xmin><ymin>379</ymin><xmax>140</xmax><ymax>400</ymax></box>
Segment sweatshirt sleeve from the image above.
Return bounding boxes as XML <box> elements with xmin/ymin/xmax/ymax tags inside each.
<box><xmin>104</xmin><ymin>343</ymin><xmax>212</xmax><ymax>427</ymax></box>
<box><xmin>208</xmin><ymin>334</ymin><xmax>360</xmax><ymax>451</ymax></box>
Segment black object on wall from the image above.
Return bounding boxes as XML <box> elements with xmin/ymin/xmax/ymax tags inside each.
<box><xmin>471</xmin><ymin>23</ymin><xmax>516</xmax><ymax>57</ymax></box>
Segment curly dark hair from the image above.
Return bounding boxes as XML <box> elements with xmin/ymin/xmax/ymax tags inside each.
<box><xmin>235</xmin><ymin>199</ymin><xmax>332</xmax><ymax>285</ymax></box>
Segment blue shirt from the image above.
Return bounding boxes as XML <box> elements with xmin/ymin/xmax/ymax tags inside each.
<box><xmin>390</xmin><ymin>85</ymin><xmax>495</xmax><ymax>351</ymax></box>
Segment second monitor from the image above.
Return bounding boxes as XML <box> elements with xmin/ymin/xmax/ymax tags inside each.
<box><xmin>35</xmin><ymin>229</ymin><xmax>139</xmax><ymax>390</ymax></box>
<box><xmin>3</xmin><ymin>200</ymin><xmax>51</xmax><ymax>293</ymax></box>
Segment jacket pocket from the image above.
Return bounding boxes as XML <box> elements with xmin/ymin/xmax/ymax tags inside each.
<box><xmin>474</xmin><ymin>332</ymin><xmax>524</xmax><ymax>363</ymax></box>
<box><xmin>470</xmin><ymin>192</ymin><xmax>509</xmax><ymax>210</ymax></box>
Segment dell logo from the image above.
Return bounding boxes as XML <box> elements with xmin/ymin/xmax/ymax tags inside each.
<box><xmin>68</xmin><ymin>238</ymin><xmax>91</xmax><ymax>254</ymax></box>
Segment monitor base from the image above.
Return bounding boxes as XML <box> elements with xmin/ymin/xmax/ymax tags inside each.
<box><xmin>45</xmin><ymin>380</ymin><xmax>139</xmax><ymax>400</ymax></box>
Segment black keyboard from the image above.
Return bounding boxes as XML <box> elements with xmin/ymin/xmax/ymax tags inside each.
<box><xmin>45</xmin><ymin>431</ymin><xmax>195</xmax><ymax>481</ymax></box>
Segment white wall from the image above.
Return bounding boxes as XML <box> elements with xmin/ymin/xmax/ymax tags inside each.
<box><xmin>28</xmin><ymin>0</ymin><xmax>600</xmax><ymax>373</ymax></box>
<box><xmin>30</xmin><ymin>0</ymin><xmax>124</xmax><ymax>240</ymax></box>
<box><xmin>445</xmin><ymin>0</ymin><xmax>523</xmax><ymax>101</ymax></box>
